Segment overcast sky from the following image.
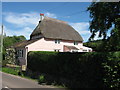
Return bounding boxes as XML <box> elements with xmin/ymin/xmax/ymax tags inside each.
<box><xmin>2</xmin><ymin>2</ymin><xmax>100</xmax><ymax>42</ymax></box>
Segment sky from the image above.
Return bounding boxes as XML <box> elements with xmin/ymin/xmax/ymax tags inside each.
<box><xmin>2</xmin><ymin>2</ymin><xmax>100</xmax><ymax>42</ymax></box>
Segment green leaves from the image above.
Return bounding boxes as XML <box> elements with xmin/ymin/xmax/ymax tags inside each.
<box><xmin>28</xmin><ymin>51</ymin><xmax>120</xmax><ymax>88</ymax></box>
<box><xmin>87</xmin><ymin>2</ymin><xmax>120</xmax><ymax>40</ymax></box>
<box><xmin>3</xmin><ymin>35</ymin><xmax>26</xmax><ymax>48</ymax></box>
<box><xmin>3</xmin><ymin>35</ymin><xmax>26</xmax><ymax>60</ymax></box>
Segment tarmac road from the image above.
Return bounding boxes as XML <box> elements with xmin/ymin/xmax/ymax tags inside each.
<box><xmin>1</xmin><ymin>72</ymin><xmax>63</xmax><ymax>90</ymax></box>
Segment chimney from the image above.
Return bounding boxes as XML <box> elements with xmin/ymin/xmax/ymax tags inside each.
<box><xmin>40</xmin><ymin>13</ymin><xmax>44</xmax><ymax>21</ymax></box>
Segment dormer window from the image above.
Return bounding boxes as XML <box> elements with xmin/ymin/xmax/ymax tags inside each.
<box><xmin>55</xmin><ymin>39</ymin><xmax>60</xmax><ymax>44</ymax></box>
<box><xmin>74</xmin><ymin>41</ymin><xmax>78</xmax><ymax>45</ymax></box>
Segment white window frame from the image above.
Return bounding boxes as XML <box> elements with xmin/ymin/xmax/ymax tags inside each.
<box><xmin>74</xmin><ymin>41</ymin><xmax>78</xmax><ymax>45</ymax></box>
<box><xmin>71</xmin><ymin>50</ymin><xmax>78</xmax><ymax>52</ymax></box>
<box><xmin>54</xmin><ymin>49</ymin><xmax>60</xmax><ymax>52</ymax></box>
<box><xmin>83</xmin><ymin>49</ymin><xmax>87</xmax><ymax>52</ymax></box>
<box><xmin>55</xmin><ymin>39</ymin><xmax>60</xmax><ymax>44</ymax></box>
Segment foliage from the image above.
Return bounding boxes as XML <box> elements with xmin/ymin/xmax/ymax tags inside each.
<box><xmin>83</xmin><ymin>40</ymin><xmax>103</xmax><ymax>51</ymax></box>
<box><xmin>2</xmin><ymin>35</ymin><xmax>26</xmax><ymax>61</ymax></box>
<box><xmin>2</xmin><ymin>60</ymin><xmax>8</xmax><ymax>67</ymax></box>
<box><xmin>27</xmin><ymin>51</ymin><xmax>120</xmax><ymax>88</ymax></box>
<box><xmin>87</xmin><ymin>2</ymin><xmax>120</xmax><ymax>40</ymax></box>
<box><xmin>84</xmin><ymin>19</ymin><xmax>120</xmax><ymax>52</ymax></box>
<box><xmin>102</xmin><ymin>52</ymin><xmax>120</xmax><ymax>88</ymax></box>
<box><xmin>2</xmin><ymin>67</ymin><xmax>20</xmax><ymax>75</ymax></box>
<box><xmin>107</xmin><ymin>18</ymin><xmax>120</xmax><ymax>51</ymax></box>
<box><xmin>3</xmin><ymin>35</ymin><xmax>26</xmax><ymax>48</ymax></box>
<box><xmin>38</xmin><ymin>74</ymin><xmax>46</xmax><ymax>84</ymax></box>
<box><xmin>5</xmin><ymin>48</ymin><xmax>16</xmax><ymax>65</ymax></box>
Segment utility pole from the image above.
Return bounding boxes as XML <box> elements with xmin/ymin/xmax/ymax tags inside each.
<box><xmin>0</xmin><ymin>25</ymin><xmax>3</xmax><ymax>61</ymax></box>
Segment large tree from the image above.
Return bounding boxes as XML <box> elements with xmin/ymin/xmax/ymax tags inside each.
<box><xmin>87</xmin><ymin>2</ymin><xmax>120</xmax><ymax>40</ymax></box>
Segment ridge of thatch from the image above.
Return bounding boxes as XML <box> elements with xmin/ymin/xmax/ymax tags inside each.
<box><xmin>30</xmin><ymin>17</ymin><xmax>83</xmax><ymax>42</ymax></box>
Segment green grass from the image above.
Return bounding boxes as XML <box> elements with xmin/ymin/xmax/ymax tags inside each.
<box><xmin>1</xmin><ymin>67</ymin><xmax>39</xmax><ymax>83</ymax></box>
<box><xmin>2</xmin><ymin>67</ymin><xmax>20</xmax><ymax>75</ymax></box>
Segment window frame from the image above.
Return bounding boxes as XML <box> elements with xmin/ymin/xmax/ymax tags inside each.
<box><xmin>74</xmin><ymin>41</ymin><xmax>78</xmax><ymax>45</ymax></box>
<box><xmin>54</xmin><ymin>49</ymin><xmax>60</xmax><ymax>52</ymax></box>
<box><xmin>18</xmin><ymin>49</ymin><xmax>23</xmax><ymax>58</ymax></box>
<box><xmin>55</xmin><ymin>39</ymin><xmax>60</xmax><ymax>44</ymax></box>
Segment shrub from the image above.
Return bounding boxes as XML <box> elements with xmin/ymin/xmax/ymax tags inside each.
<box><xmin>27</xmin><ymin>51</ymin><xmax>120</xmax><ymax>88</ymax></box>
<box><xmin>38</xmin><ymin>74</ymin><xmax>46</xmax><ymax>84</ymax></box>
<box><xmin>2</xmin><ymin>60</ymin><xmax>8</xmax><ymax>67</ymax></box>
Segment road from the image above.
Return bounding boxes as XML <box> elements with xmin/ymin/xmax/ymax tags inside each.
<box><xmin>1</xmin><ymin>72</ymin><xmax>63</xmax><ymax>90</ymax></box>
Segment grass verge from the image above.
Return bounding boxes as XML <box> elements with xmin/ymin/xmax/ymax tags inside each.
<box><xmin>1</xmin><ymin>67</ymin><xmax>37</xmax><ymax>81</ymax></box>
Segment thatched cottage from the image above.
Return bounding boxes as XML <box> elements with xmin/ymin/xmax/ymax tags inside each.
<box><xmin>7</xmin><ymin>15</ymin><xmax>92</xmax><ymax>65</ymax></box>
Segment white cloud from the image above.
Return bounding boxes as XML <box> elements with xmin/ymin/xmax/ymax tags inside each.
<box><xmin>70</xmin><ymin>22</ymin><xmax>90</xmax><ymax>35</ymax></box>
<box><xmin>4</xmin><ymin>26</ymin><xmax>33</xmax><ymax>39</ymax></box>
<box><xmin>44</xmin><ymin>12</ymin><xmax>57</xmax><ymax>18</ymax></box>
<box><xmin>3</xmin><ymin>11</ymin><xmax>58</xmax><ymax>39</ymax></box>
<box><xmin>93</xmin><ymin>32</ymin><xmax>103</xmax><ymax>40</ymax></box>
<box><xmin>3</xmin><ymin>12</ymin><xmax>40</xmax><ymax>27</ymax></box>
<box><xmin>3</xmin><ymin>12</ymin><xmax>57</xmax><ymax>27</ymax></box>
<box><xmin>69</xmin><ymin>22</ymin><xmax>91</xmax><ymax>42</ymax></box>
<box><xmin>70</xmin><ymin>22</ymin><xmax>105</xmax><ymax>41</ymax></box>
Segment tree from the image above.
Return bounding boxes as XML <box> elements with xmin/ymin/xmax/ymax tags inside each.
<box><xmin>3</xmin><ymin>35</ymin><xmax>26</xmax><ymax>48</ymax></box>
<box><xmin>2</xmin><ymin>35</ymin><xmax>26</xmax><ymax>60</ymax></box>
<box><xmin>87</xmin><ymin>2</ymin><xmax>120</xmax><ymax>40</ymax></box>
<box><xmin>107</xmin><ymin>18</ymin><xmax>120</xmax><ymax>51</ymax></box>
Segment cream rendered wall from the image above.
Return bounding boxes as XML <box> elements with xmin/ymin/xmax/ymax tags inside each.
<box><xmin>26</xmin><ymin>38</ymin><xmax>83</xmax><ymax>52</ymax></box>
<box><xmin>17</xmin><ymin>38</ymin><xmax>85</xmax><ymax>66</ymax></box>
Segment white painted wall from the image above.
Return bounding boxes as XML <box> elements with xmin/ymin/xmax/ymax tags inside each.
<box><xmin>16</xmin><ymin>38</ymin><xmax>92</xmax><ymax>66</ymax></box>
<box><xmin>26</xmin><ymin>38</ymin><xmax>83</xmax><ymax>52</ymax></box>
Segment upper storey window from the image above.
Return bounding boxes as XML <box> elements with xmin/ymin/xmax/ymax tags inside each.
<box><xmin>74</xmin><ymin>41</ymin><xmax>78</xmax><ymax>45</ymax></box>
<box><xmin>55</xmin><ymin>39</ymin><xmax>60</xmax><ymax>44</ymax></box>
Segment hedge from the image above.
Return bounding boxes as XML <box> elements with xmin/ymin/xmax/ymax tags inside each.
<box><xmin>27</xmin><ymin>51</ymin><xmax>120</xmax><ymax>88</ymax></box>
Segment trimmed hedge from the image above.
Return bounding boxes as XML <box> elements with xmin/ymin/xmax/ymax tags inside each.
<box><xmin>27</xmin><ymin>51</ymin><xmax>120</xmax><ymax>88</ymax></box>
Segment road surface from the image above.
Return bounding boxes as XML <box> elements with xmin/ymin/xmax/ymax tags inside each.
<box><xmin>1</xmin><ymin>72</ymin><xmax>63</xmax><ymax>90</ymax></box>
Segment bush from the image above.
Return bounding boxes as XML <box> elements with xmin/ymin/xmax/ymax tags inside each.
<box><xmin>38</xmin><ymin>74</ymin><xmax>46</xmax><ymax>84</ymax></box>
<box><xmin>27</xmin><ymin>51</ymin><xmax>120</xmax><ymax>88</ymax></box>
<box><xmin>2</xmin><ymin>60</ymin><xmax>8</xmax><ymax>67</ymax></box>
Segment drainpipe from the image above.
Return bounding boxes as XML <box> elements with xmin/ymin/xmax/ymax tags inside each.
<box><xmin>25</xmin><ymin>47</ymin><xmax>28</xmax><ymax>67</ymax></box>
<box><xmin>0</xmin><ymin>25</ymin><xmax>3</xmax><ymax>65</ymax></box>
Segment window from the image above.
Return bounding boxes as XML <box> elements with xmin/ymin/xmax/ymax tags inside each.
<box><xmin>83</xmin><ymin>49</ymin><xmax>87</xmax><ymax>52</ymax></box>
<box><xmin>54</xmin><ymin>49</ymin><xmax>60</xmax><ymax>52</ymax></box>
<box><xmin>18</xmin><ymin>50</ymin><xmax>23</xmax><ymax>57</ymax></box>
<box><xmin>72</xmin><ymin>50</ymin><xmax>78</xmax><ymax>52</ymax></box>
<box><xmin>55</xmin><ymin>39</ymin><xmax>60</xmax><ymax>44</ymax></box>
<box><xmin>74</xmin><ymin>41</ymin><xmax>78</xmax><ymax>45</ymax></box>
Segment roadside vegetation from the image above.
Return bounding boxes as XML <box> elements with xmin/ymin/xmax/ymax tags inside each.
<box><xmin>27</xmin><ymin>51</ymin><xmax>120</xmax><ymax>88</ymax></box>
<box><xmin>2</xmin><ymin>35</ymin><xmax>26</xmax><ymax>65</ymax></box>
<box><xmin>2</xmin><ymin>67</ymin><xmax>20</xmax><ymax>75</ymax></box>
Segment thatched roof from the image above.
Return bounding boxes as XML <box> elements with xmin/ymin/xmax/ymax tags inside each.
<box><xmin>30</xmin><ymin>17</ymin><xmax>83</xmax><ymax>42</ymax></box>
